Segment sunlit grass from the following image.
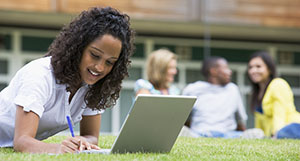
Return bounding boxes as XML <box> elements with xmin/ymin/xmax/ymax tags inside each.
<box><xmin>1</xmin><ymin>135</ymin><xmax>300</xmax><ymax>161</ymax></box>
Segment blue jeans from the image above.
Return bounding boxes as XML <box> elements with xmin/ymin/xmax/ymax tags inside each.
<box><xmin>197</xmin><ymin>131</ymin><xmax>243</xmax><ymax>138</ymax></box>
<box><xmin>276</xmin><ymin>123</ymin><xmax>300</xmax><ymax>139</ymax></box>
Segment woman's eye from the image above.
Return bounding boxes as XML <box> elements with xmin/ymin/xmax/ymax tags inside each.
<box><xmin>91</xmin><ymin>52</ymin><xmax>99</xmax><ymax>58</ymax></box>
<box><xmin>106</xmin><ymin>61</ymin><xmax>114</xmax><ymax>66</ymax></box>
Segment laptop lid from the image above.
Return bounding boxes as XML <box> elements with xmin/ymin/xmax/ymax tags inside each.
<box><xmin>110</xmin><ymin>94</ymin><xmax>197</xmax><ymax>153</ymax></box>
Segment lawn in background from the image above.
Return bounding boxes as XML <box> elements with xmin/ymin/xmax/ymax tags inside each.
<box><xmin>1</xmin><ymin>135</ymin><xmax>299</xmax><ymax>161</ymax></box>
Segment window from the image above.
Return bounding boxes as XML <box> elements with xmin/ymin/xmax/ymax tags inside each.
<box><xmin>0</xmin><ymin>83</ymin><xmax>7</xmax><ymax>91</ymax></box>
<box><xmin>295</xmin><ymin>96</ymin><xmax>300</xmax><ymax>112</ymax></box>
<box><xmin>244</xmin><ymin>72</ymin><xmax>251</xmax><ymax>86</ymax></box>
<box><xmin>281</xmin><ymin>74</ymin><xmax>300</xmax><ymax>88</ymax></box>
<box><xmin>0</xmin><ymin>34</ymin><xmax>12</xmax><ymax>50</ymax></box>
<box><xmin>186</xmin><ymin>69</ymin><xmax>203</xmax><ymax>84</ymax></box>
<box><xmin>211</xmin><ymin>48</ymin><xmax>257</xmax><ymax>63</ymax></box>
<box><xmin>0</xmin><ymin>59</ymin><xmax>8</xmax><ymax>74</ymax></box>
<box><xmin>231</xmin><ymin>71</ymin><xmax>237</xmax><ymax>84</ymax></box>
<box><xmin>295</xmin><ymin>52</ymin><xmax>300</xmax><ymax>65</ymax></box>
<box><xmin>132</xmin><ymin>43</ymin><xmax>145</xmax><ymax>58</ymax></box>
<box><xmin>127</xmin><ymin>67</ymin><xmax>142</xmax><ymax>81</ymax></box>
<box><xmin>192</xmin><ymin>47</ymin><xmax>204</xmax><ymax>61</ymax></box>
<box><xmin>22</xmin><ymin>36</ymin><xmax>54</xmax><ymax>52</ymax></box>
<box><xmin>154</xmin><ymin>44</ymin><xmax>176</xmax><ymax>53</ymax></box>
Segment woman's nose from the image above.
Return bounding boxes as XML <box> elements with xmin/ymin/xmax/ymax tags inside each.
<box><xmin>95</xmin><ymin>61</ymin><xmax>105</xmax><ymax>72</ymax></box>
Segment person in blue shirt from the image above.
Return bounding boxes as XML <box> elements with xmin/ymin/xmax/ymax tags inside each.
<box><xmin>134</xmin><ymin>49</ymin><xmax>180</xmax><ymax>96</ymax></box>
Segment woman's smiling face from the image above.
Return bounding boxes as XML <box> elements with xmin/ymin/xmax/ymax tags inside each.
<box><xmin>79</xmin><ymin>34</ymin><xmax>122</xmax><ymax>85</ymax></box>
<box><xmin>248</xmin><ymin>57</ymin><xmax>271</xmax><ymax>84</ymax></box>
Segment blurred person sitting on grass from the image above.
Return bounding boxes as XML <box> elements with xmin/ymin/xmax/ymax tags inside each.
<box><xmin>134</xmin><ymin>49</ymin><xmax>180</xmax><ymax>96</ymax></box>
<box><xmin>0</xmin><ymin>7</ymin><xmax>135</xmax><ymax>153</ymax></box>
<box><xmin>247</xmin><ymin>51</ymin><xmax>300</xmax><ymax>139</ymax></box>
<box><xmin>182</xmin><ymin>56</ymin><xmax>249</xmax><ymax>138</ymax></box>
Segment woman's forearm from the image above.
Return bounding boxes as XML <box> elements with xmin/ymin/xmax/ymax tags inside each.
<box><xmin>14</xmin><ymin>135</ymin><xmax>60</xmax><ymax>154</ymax></box>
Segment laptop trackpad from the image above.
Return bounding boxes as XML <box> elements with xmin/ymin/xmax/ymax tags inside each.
<box><xmin>80</xmin><ymin>149</ymin><xmax>111</xmax><ymax>154</ymax></box>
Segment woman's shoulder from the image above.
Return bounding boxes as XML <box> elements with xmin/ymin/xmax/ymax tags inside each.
<box><xmin>135</xmin><ymin>79</ymin><xmax>153</xmax><ymax>88</ymax></box>
<box><xmin>15</xmin><ymin>57</ymin><xmax>54</xmax><ymax>84</ymax></box>
<box><xmin>269</xmin><ymin>78</ymin><xmax>290</xmax><ymax>88</ymax></box>
<box><xmin>20</xmin><ymin>57</ymin><xmax>52</xmax><ymax>75</ymax></box>
<box><xmin>267</xmin><ymin>78</ymin><xmax>292</xmax><ymax>93</ymax></box>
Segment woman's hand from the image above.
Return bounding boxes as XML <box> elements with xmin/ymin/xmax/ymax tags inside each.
<box><xmin>58</xmin><ymin>136</ymin><xmax>101</xmax><ymax>154</ymax></box>
<box><xmin>14</xmin><ymin>107</ymin><xmax>101</xmax><ymax>154</ymax></box>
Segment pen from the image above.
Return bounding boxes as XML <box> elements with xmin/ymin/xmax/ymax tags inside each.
<box><xmin>66</xmin><ymin>116</ymin><xmax>83</xmax><ymax>151</ymax></box>
<box><xmin>66</xmin><ymin>116</ymin><xmax>75</xmax><ymax>137</ymax></box>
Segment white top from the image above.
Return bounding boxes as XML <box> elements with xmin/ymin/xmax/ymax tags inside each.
<box><xmin>182</xmin><ymin>81</ymin><xmax>247</xmax><ymax>133</ymax></box>
<box><xmin>0</xmin><ymin>57</ymin><xmax>100</xmax><ymax>147</ymax></box>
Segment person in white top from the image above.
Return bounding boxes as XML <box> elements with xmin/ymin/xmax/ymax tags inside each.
<box><xmin>0</xmin><ymin>7</ymin><xmax>135</xmax><ymax>154</ymax></box>
<box><xmin>182</xmin><ymin>56</ymin><xmax>248</xmax><ymax>138</ymax></box>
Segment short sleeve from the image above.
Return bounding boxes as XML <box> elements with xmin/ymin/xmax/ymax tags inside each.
<box><xmin>14</xmin><ymin>78</ymin><xmax>50</xmax><ymax>118</ymax></box>
<box><xmin>82</xmin><ymin>107</ymin><xmax>103</xmax><ymax>116</ymax></box>
<box><xmin>134</xmin><ymin>79</ymin><xmax>154</xmax><ymax>93</ymax></box>
<box><xmin>12</xmin><ymin>59</ymin><xmax>53</xmax><ymax>118</ymax></box>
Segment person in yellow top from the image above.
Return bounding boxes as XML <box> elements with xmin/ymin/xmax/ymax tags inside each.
<box><xmin>247</xmin><ymin>51</ymin><xmax>300</xmax><ymax>139</ymax></box>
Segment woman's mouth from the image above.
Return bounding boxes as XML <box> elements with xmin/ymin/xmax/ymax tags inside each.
<box><xmin>88</xmin><ymin>69</ymin><xmax>100</xmax><ymax>76</ymax></box>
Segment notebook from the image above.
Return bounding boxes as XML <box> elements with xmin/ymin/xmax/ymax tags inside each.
<box><xmin>80</xmin><ymin>94</ymin><xmax>197</xmax><ymax>154</ymax></box>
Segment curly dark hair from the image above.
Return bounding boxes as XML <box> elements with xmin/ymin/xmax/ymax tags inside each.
<box><xmin>45</xmin><ymin>7</ymin><xmax>135</xmax><ymax>110</ymax></box>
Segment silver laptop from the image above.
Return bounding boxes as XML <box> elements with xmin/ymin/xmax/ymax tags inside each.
<box><xmin>81</xmin><ymin>94</ymin><xmax>197</xmax><ymax>154</ymax></box>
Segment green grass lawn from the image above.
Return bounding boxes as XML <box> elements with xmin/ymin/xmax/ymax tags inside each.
<box><xmin>1</xmin><ymin>135</ymin><xmax>299</xmax><ymax>161</ymax></box>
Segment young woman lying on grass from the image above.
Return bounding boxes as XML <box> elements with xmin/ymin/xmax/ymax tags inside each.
<box><xmin>0</xmin><ymin>7</ymin><xmax>135</xmax><ymax>153</ymax></box>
